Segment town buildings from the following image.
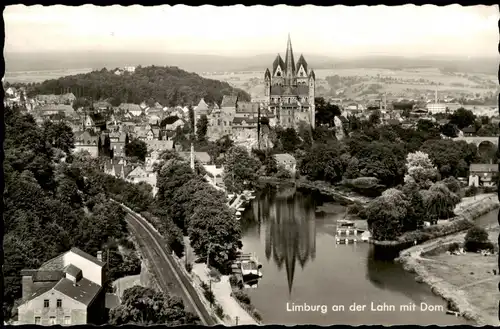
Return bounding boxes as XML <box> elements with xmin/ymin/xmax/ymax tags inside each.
<box><xmin>264</xmin><ymin>34</ymin><xmax>316</xmax><ymax>129</ymax></box>
<box><xmin>468</xmin><ymin>164</ymin><xmax>498</xmax><ymax>187</ymax></box>
<box><xmin>17</xmin><ymin>248</ymin><xmax>106</xmax><ymax>325</ymax></box>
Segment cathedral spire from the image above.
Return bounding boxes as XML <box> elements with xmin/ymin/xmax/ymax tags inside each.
<box><xmin>284</xmin><ymin>33</ymin><xmax>296</xmax><ymax>79</ymax></box>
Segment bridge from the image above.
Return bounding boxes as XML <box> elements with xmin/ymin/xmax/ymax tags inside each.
<box><xmin>453</xmin><ymin>136</ymin><xmax>499</xmax><ymax>147</ymax></box>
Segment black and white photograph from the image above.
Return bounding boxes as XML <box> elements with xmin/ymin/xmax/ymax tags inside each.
<box><xmin>2</xmin><ymin>4</ymin><xmax>499</xmax><ymax>327</ymax></box>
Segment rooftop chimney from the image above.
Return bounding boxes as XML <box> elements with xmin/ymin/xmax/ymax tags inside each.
<box><xmin>97</xmin><ymin>251</ymin><xmax>103</xmax><ymax>262</ymax></box>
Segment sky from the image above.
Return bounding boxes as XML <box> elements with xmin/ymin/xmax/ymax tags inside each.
<box><xmin>4</xmin><ymin>4</ymin><xmax>499</xmax><ymax>58</ymax></box>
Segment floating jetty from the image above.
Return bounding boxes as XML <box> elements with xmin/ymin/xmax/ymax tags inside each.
<box><xmin>335</xmin><ymin>220</ymin><xmax>369</xmax><ymax>244</ymax></box>
<box><xmin>228</xmin><ymin>190</ymin><xmax>256</xmax><ymax>220</ymax></box>
<box><xmin>230</xmin><ymin>252</ymin><xmax>263</xmax><ymax>288</ymax></box>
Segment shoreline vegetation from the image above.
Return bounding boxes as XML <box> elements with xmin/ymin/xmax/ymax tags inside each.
<box><xmin>371</xmin><ymin>193</ymin><xmax>499</xmax><ymax>248</ymax></box>
<box><xmin>397</xmin><ymin>194</ymin><xmax>499</xmax><ymax>325</ymax></box>
<box><xmin>258</xmin><ymin>176</ymin><xmax>373</xmax><ymax>205</ymax></box>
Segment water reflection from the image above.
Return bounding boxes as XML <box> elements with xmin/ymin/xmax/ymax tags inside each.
<box><xmin>242</xmin><ymin>185</ymin><xmax>317</xmax><ymax>294</ymax></box>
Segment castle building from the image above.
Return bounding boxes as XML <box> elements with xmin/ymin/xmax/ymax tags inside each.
<box><xmin>264</xmin><ymin>34</ymin><xmax>316</xmax><ymax>129</ymax></box>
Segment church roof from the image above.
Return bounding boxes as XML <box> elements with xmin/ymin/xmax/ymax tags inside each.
<box><xmin>309</xmin><ymin>70</ymin><xmax>316</xmax><ymax>80</ymax></box>
<box><xmin>272</xmin><ymin>54</ymin><xmax>285</xmax><ymax>75</ymax></box>
<box><xmin>296</xmin><ymin>54</ymin><xmax>308</xmax><ymax>73</ymax></box>
<box><xmin>265</xmin><ymin>68</ymin><xmax>271</xmax><ymax>79</ymax></box>
<box><xmin>284</xmin><ymin>34</ymin><xmax>296</xmax><ymax>77</ymax></box>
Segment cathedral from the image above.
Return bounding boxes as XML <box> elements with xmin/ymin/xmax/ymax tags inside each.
<box><xmin>264</xmin><ymin>34</ymin><xmax>316</xmax><ymax>129</ymax></box>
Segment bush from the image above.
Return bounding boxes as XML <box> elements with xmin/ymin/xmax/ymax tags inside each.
<box><xmin>464</xmin><ymin>185</ymin><xmax>478</xmax><ymax>197</ymax></box>
<box><xmin>442</xmin><ymin>176</ymin><xmax>461</xmax><ymax>194</ymax></box>
<box><xmin>346</xmin><ymin>202</ymin><xmax>364</xmax><ymax>215</ymax></box>
<box><xmin>214</xmin><ymin>304</ymin><xmax>224</xmax><ymax>318</ymax></box>
<box><xmin>252</xmin><ymin>310</ymin><xmax>262</xmax><ymax>321</ymax></box>
<box><xmin>229</xmin><ymin>275</ymin><xmax>239</xmax><ymax>287</ymax></box>
<box><xmin>185</xmin><ymin>262</ymin><xmax>193</xmax><ymax>273</ymax></box>
<box><xmin>483</xmin><ymin>186</ymin><xmax>497</xmax><ymax>193</ymax></box>
<box><xmin>464</xmin><ymin>226</ymin><xmax>493</xmax><ymax>252</ymax></box>
<box><xmin>203</xmin><ymin>287</ymin><xmax>215</xmax><ymax>304</ymax></box>
<box><xmin>448</xmin><ymin>242</ymin><xmax>460</xmax><ymax>252</ymax></box>
<box><xmin>343</xmin><ymin>177</ymin><xmax>386</xmax><ymax>197</ymax></box>
<box><xmin>233</xmin><ymin>290</ymin><xmax>251</xmax><ymax>305</ymax></box>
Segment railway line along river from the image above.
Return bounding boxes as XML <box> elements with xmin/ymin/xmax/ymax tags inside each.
<box><xmin>238</xmin><ymin>184</ymin><xmax>482</xmax><ymax>325</ymax></box>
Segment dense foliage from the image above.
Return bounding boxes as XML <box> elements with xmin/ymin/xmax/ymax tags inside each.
<box><xmin>153</xmin><ymin>152</ymin><xmax>243</xmax><ymax>272</ymax></box>
<box><xmin>464</xmin><ymin>226</ymin><xmax>494</xmax><ymax>252</ymax></box>
<box><xmin>26</xmin><ymin>66</ymin><xmax>250</xmax><ymax>107</ymax></box>
<box><xmin>124</xmin><ymin>138</ymin><xmax>148</xmax><ymax>162</ymax></box>
<box><xmin>3</xmin><ymin>106</ymin><xmax>139</xmax><ymax>319</ymax></box>
<box><xmin>108</xmin><ymin>286</ymin><xmax>199</xmax><ymax>325</ymax></box>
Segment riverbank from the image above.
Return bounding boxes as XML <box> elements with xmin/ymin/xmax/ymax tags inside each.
<box><xmin>180</xmin><ymin>237</ymin><xmax>258</xmax><ymax>325</ymax></box>
<box><xmin>258</xmin><ymin>176</ymin><xmax>372</xmax><ymax>205</ymax></box>
<box><xmin>372</xmin><ymin>193</ymin><xmax>499</xmax><ymax>247</ymax></box>
<box><xmin>397</xmin><ymin>195</ymin><xmax>500</xmax><ymax>325</ymax></box>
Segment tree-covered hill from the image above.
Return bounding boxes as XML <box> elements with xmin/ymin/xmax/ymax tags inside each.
<box><xmin>26</xmin><ymin>65</ymin><xmax>251</xmax><ymax>107</ymax></box>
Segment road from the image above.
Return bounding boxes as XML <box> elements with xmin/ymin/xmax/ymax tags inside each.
<box><xmin>122</xmin><ymin>205</ymin><xmax>216</xmax><ymax>326</ymax></box>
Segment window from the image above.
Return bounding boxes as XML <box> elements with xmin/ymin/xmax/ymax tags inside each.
<box><xmin>57</xmin><ymin>299</ymin><xmax>62</xmax><ymax>308</ymax></box>
<box><xmin>43</xmin><ymin>300</ymin><xmax>49</xmax><ymax>308</ymax></box>
<box><xmin>35</xmin><ymin>317</ymin><xmax>41</xmax><ymax>325</ymax></box>
<box><xmin>49</xmin><ymin>317</ymin><xmax>56</xmax><ymax>325</ymax></box>
<box><xmin>276</xmin><ymin>71</ymin><xmax>281</xmax><ymax>77</ymax></box>
<box><xmin>64</xmin><ymin>317</ymin><xmax>71</xmax><ymax>325</ymax></box>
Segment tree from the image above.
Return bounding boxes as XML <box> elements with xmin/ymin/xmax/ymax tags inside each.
<box><xmin>278</xmin><ymin>128</ymin><xmax>301</xmax><ymax>153</ymax></box>
<box><xmin>264</xmin><ymin>154</ymin><xmax>278</xmax><ymax>176</ymax></box>
<box><xmin>109</xmin><ymin>286</ymin><xmax>200</xmax><ymax>325</ymax></box>
<box><xmin>401</xmin><ymin>182</ymin><xmax>425</xmax><ymax>231</ymax></box>
<box><xmin>403</xmin><ymin>151</ymin><xmax>439</xmax><ymax>189</ymax></box>
<box><xmin>315</xmin><ymin>97</ymin><xmax>341</xmax><ymax>126</ymax></box>
<box><xmin>125</xmin><ymin>133</ymin><xmax>130</xmax><ymax>145</ymax></box>
<box><xmin>365</xmin><ymin>188</ymin><xmax>409</xmax><ymax>241</ymax></box>
<box><xmin>441</xmin><ymin>176</ymin><xmax>461</xmax><ymax>194</ymax></box>
<box><xmin>188</xmin><ymin>206</ymin><xmax>242</xmax><ymax>272</ymax></box>
<box><xmin>421</xmin><ymin>182</ymin><xmax>460</xmax><ymax>223</ymax></box>
<box><xmin>368</xmin><ymin>110</ymin><xmax>381</xmax><ymax>126</ymax></box>
<box><xmin>449</xmin><ymin>108</ymin><xmax>476</xmax><ymax>130</ymax></box>
<box><xmin>356</xmin><ymin>141</ymin><xmax>406</xmax><ymax>187</ymax></box>
<box><xmin>188</xmin><ymin>106</ymin><xmax>195</xmax><ymax>136</ymax></box>
<box><xmin>464</xmin><ymin>226</ymin><xmax>493</xmax><ymax>252</ymax></box>
<box><xmin>420</xmin><ymin>139</ymin><xmax>477</xmax><ymax>178</ymax></box>
<box><xmin>344</xmin><ymin>156</ymin><xmax>360</xmax><ymax>179</ymax></box>
<box><xmin>299</xmin><ymin>143</ymin><xmax>345</xmax><ymax>183</ymax></box>
<box><xmin>124</xmin><ymin>139</ymin><xmax>148</xmax><ymax>162</ymax></box>
<box><xmin>223</xmin><ymin>146</ymin><xmax>261</xmax><ymax>193</ymax></box>
<box><xmin>440</xmin><ymin>123</ymin><xmax>459</xmax><ymax>138</ymax></box>
<box><xmin>196</xmin><ymin>114</ymin><xmax>208</xmax><ymax>141</ymax></box>
<box><xmin>42</xmin><ymin>120</ymin><xmax>75</xmax><ymax>154</ymax></box>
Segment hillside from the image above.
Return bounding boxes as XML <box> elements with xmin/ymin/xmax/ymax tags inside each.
<box><xmin>6</xmin><ymin>51</ymin><xmax>498</xmax><ymax>75</ymax></box>
<box><xmin>25</xmin><ymin>65</ymin><xmax>251</xmax><ymax>106</ymax></box>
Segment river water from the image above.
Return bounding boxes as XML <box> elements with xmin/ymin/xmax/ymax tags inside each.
<box><xmin>239</xmin><ymin>185</ymin><xmax>491</xmax><ymax>325</ymax></box>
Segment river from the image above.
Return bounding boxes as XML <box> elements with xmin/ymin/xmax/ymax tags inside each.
<box><xmin>239</xmin><ymin>184</ymin><xmax>486</xmax><ymax>325</ymax></box>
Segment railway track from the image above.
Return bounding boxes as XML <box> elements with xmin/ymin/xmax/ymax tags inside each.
<box><xmin>121</xmin><ymin>205</ymin><xmax>216</xmax><ymax>326</ymax></box>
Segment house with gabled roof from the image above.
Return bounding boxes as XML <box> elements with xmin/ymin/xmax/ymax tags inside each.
<box><xmin>73</xmin><ymin>131</ymin><xmax>99</xmax><ymax>157</ymax></box>
<box><xmin>17</xmin><ymin>248</ymin><xmax>106</xmax><ymax>325</ymax></box>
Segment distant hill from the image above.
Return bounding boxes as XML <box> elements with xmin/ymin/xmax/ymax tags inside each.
<box><xmin>24</xmin><ymin>65</ymin><xmax>251</xmax><ymax>106</ymax></box>
<box><xmin>5</xmin><ymin>51</ymin><xmax>498</xmax><ymax>75</ymax></box>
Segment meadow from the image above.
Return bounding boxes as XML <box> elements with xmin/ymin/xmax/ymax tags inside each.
<box><xmin>4</xmin><ymin>68</ymin><xmax>93</xmax><ymax>83</ymax></box>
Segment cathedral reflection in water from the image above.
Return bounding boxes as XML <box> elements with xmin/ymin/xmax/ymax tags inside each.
<box><xmin>248</xmin><ymin>186</ymin><xmax>317</xmax><ymax>294</ymax></box>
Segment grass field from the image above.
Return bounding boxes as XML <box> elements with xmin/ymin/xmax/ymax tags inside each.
<box><xmin>202</xmin><ymin>67</ymin><xmax>497</xmax><ymax>99</ymax></box>
<box><xmin>421</xmin><ymin>226</ymin><xmax>500</xmax><ymax>325</ymax></box>
<box><xmin>4</xmin><ymin>68</ymin><xmax>93</xmax><ymax>83</ymax></box>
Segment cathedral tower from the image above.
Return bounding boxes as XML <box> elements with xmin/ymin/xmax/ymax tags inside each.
<box><xmin>264</xmin><ymin>34</ymin><xmax>316</xmax><ymax>129</ymax></box>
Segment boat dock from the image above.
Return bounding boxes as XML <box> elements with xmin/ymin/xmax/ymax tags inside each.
<box><xmin>227</xmin><ymin>190</ymin><xmax>256</xmax><ymax>220</ymax></box>
<box><xmin>335</xmin><ymin>220</ymin><xmax>371</xmax><ymax>244</ymax></box>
